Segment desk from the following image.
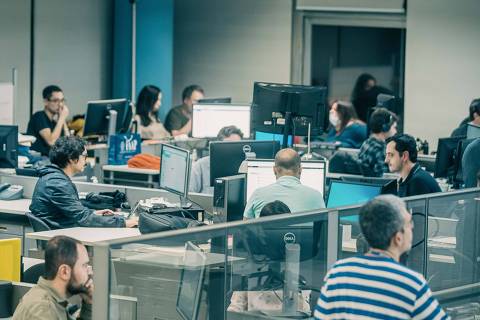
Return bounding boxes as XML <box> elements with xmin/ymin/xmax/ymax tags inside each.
<box><xmin>103</xmin><ymin>164</ymin><xmax>159</xmax><ymax>188</ymax></box>
<box><xmin>26</xmin><ymin>227</ymin><xmax>141</xmax><ymax>246</ymax></box>
<box><xmin>0</xmin><ymin>199</ymin><xmax>31</xmax><ymax>215</ymax></box>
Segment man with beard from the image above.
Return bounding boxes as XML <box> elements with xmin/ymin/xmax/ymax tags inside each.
<box><xmin>13</xmin><ymin>236</ymin><xmax>93</xmax><ymax>319</ymax></box>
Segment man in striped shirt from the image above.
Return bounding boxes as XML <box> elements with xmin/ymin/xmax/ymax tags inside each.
<box><xmin>315</xmin><ymin>195</ymin><xmax>449</xmax><ymax>319</ymax></box>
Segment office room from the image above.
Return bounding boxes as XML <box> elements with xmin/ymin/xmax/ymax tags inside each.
<box><xmin>1</xmin><ymin>0</ymin><xmax>480</xmax><ymax>318</ymax></box>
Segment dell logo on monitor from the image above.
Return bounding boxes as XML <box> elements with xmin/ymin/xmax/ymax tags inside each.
<box><xmin>283</xmin><ymin>232</ymin><xmax>296</xmax><ymax>244</ymax></box>
<box><xmin>242</xmin><ymin>144</ymin><xmax>252</xmax><ymax>153</ymax></box>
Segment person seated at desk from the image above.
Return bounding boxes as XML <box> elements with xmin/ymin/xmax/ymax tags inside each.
<box><xmin>30</xmin><ymin>136</ymin><xmax>138</xmax><ymax>229</ymax></box>
<box><xmin>451</xmin><ymin>98</ymin><xmax>480</xmax><ymax>137</ymax></box>
<box><xmin>314</xmin><ymin>195</ymin><xmax>448</xmax><ymax>319</ymax></box>
<box><xmin>27</xmin><ymin>85</ymin><xmax>70</xmax><ymax>156</ymax></box>
<box><xmin>259</xmin><ymin>200</ymin><xmax>291</xmax><ymax>217</ymax></box>
<box><xmin>357</xmin><ymin>107</ymin><xmax>398</xmax><ymax>177</ymax></box>
<box><xmin>13</xmin><ymin>236</ymin><xmax>93</xmax><ymax>319</ymax></box>
<box><xmin>189</xmin><ymin>125</ymin><xmax>243</xmax><ymax>194</ymax></box>
<box><xmin>164</xmin><ymin>84</ymin><xmax>205</xmax><ymax>137</ymax></box>
<box><xmin>462</xmin><ymin>138</ymin><xmax>480</xmax><ymax>188</ymax></box>
<box><xmin>134</xmin><ymin>85</ymin><xmax>170</xmax><ymax>140</ymax></box>
<box><xmin>385</xmin><ymin>133</ymin><xmax>441</xmax><ymax>197</ymax></box>
<box><xmin>243</xmin><ymin>148</ymin><xmax>325</xmax><ymax>219</ymax></box>
<box><xmin>326</xmin><ymin>100</ymin><xmax>367</xmax><ymax>149</ymax></box>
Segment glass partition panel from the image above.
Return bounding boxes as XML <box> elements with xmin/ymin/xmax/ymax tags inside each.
<box><xmin>427</xmin><ymin>191</ymin><xmax>480</xmax><ymax>292</ymax></box>
<box><xmin>225</xmin><ymin>211</ymin><xmax>329</xmax><ymax>318</ymax></box>
<box><xmin>404</xmin><ymin>199</ymin><xmax>428</xmax><ymax>275</ymax></box>
<box><xmin>337</xmin><ymin>207</ymin><xmax>362</xmax><ymax>260</ymax></box>
<box><xmin>108</xmin><ymin>228</ymin><xmax>228</xmax><ymax>320</ymax></box>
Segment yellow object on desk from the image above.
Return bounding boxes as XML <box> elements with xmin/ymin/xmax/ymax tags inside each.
<box><xmin>0</xmin><ymin>238</ymin><xmax>21</xmax><ymax>281</ymax></box>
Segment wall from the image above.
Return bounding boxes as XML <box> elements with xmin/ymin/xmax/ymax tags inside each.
<box><xmin>0</xmin><ymin>0</ymin><xmax>31</xmax><ymax>131</ymax></box>
<box><xmin>33</xmin><ymin>0</ymin><xmax>113</xmax><ymax>118</ymax></box>
<box><xmin>404</xmin><ymin>0</ymin><xmax>480</xmax><ymax>148</ymax></box>
<box><xmin>173</xmin><ymin>0</ymin><xmax>292</xmax><ymax>106</ymax></box>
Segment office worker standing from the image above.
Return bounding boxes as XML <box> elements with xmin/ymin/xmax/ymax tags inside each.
<box><xmin>385</xmin><ymin>134</ymin><xmax>441</xmax><ymax>197</ymax></box>
<box><xmin>30</xmin><ymin>136</ymin><xmax>138</xmax><ymax>229</ymax></box>
<box><xmin>164</xmin><ymin>84</ymin><xmax>205</xmax><ymax>137</ymax></box>
<box><xmin>134</xmin><ymin>85</ymin><xmax>170</xmax><ymax>140</ymax></box>
<box><xmin>315</xmin><ymin>195</ymin><xmax>449</xmax><ymax>319</ymax></box>
<box><xmin>27</xmin><ymin>85</ymin><xmax>70</xmax><ymax>156</ymax></box>
<box><xmin>243</xmin><ymin>148</ymin><xmax>325</xmax><ymax>219</ymax></box>
<box><xmin>189</xmin><ymin>126</ymin><xmax>243</xmax><ymax>194</ymax></box>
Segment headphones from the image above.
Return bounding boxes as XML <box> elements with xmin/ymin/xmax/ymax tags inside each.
<box><xmin>381</xmin><ymin>113</ymin><xmax>394</xmax><ymax>132</ymax></box>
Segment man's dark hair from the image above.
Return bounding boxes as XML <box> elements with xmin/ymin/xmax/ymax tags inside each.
<box><xmin>260</xmin><ymin>201</ymin><xmax>291</xmax><ymax>217</ymax></box>
<box><xmin>386</xmin><ymin>133</ymin><xmax>418</xmax><ymax>162</ymax></box>
<box><xmin>274</xmin><ymin>148</ymin><xmax>301</xmax><ymax>172</ymax></box>
<box><xmin>217</xmin><ymin>125</ymin><xmax>244</xmax><ymax>140</ymax></box>
<box><xmin>469</xmin><ymin>98</ymin><xmax>480</xmax><ymax>121</ymax></box>
<box><xmin>359</xmin><ymin>195</ymin><xmax>406</xmax><ymax>250</ymax></box>
<box><xmin>182</xmin><ymin>84</ymin><xmax>204</xmax><ymax>101</ymax></box>
<box><xmin>49</xmin><ymin>136</ymin><xmax>86</xmax><ymax>169</ymax></box>
<box><xmin>44</xmin><ymin>235</ymin><xmax>81</xmax><ymax>280</ymax></box>
<box><xmin>369</xmin><ymin>107</ymin><xmax>398</xmax><ymax>134</ymax></box>
<box><xmin>42</xmin><ymin>85</ymin><xmax>63</xmax><ymax>100</ymax></box>
<box><xmin>136</xmin><ymin>85</ymin><xmax>161</xmax><ymax>126</ymax></box>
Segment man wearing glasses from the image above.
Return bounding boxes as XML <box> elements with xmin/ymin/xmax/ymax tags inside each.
<box><xmin>27</xmin><ymin>85</ymin><xmax>70</xmax><ymax>156</ymax></box>
<box><xmin>13</xmin><ymin>236</ymin><xmax>94</xmax><ymax>319</ymax></box>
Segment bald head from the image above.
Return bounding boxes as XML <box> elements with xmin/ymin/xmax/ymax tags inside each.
<box><xmin>274</xmin><ymin>148</ymin><xmax>301</xmax><ymax>178</ymax></box>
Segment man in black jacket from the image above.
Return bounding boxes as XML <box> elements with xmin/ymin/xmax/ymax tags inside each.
<box><xmin>30</xmin><ymin>136</ymin><xmax>138</xmax><ymax>229</ymax></box>
<box><xmin>385</xmin><ymin>134</ymin><xmax>441</xmax><ymax>197</ymax></box>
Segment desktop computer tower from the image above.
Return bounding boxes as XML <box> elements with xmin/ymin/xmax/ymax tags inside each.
<box><xmin>213</xmin><ymin>174</ymin><xmax>246</xmax><ymax>222</ymax></box>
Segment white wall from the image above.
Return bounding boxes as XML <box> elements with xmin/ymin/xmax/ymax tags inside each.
<box><xmin>0</xmin><ymin>0</ymin><xmax>31</xmax><ymax>131</ymax></box>
<box><xmin>33</xmin><ymin>0</ymin><xmax>113</xmax><ymax>117</ymax></box>
<box><xmin>404</xmin><ymin>0</ymin><xmax>480</xmax><ymax>149</ymax></box>
<box><xmin>173</xmin><ymin>0</ymin><xmax>292</xmax><ymax>106</ymax></box>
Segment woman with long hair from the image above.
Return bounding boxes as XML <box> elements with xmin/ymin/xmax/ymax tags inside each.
<box><xmin>326</xmin><ymin>100</ymin><xmax>367</xmax><ymax>148</ymax></box>
<box><xmin>134</xmin><ymin>85</ymin><xmax>170</xmax><ymax>139</ymax></box>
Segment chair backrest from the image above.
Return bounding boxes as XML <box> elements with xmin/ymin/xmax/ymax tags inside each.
<box><xmin>0</xmin><ymin>238</ymin><xmax>21</xmax><ymax>281</ymax></box>
<box><xmin>25</xmin><ymin>212</ymin><xmax>51</xmax><ymax>232</ymax></box>
<box><xmin>22</xmin><ymin>263</ymin><xmax>45</xmax><ymax>284</ymax></box>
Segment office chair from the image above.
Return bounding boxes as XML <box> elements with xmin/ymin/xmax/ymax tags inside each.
<box><xmin>25</xmin><ymin>211</ymin><xmax>51</xmax><ymax>250</ymax></box>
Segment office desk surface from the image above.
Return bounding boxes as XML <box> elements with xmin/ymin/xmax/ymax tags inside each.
<box><xmin>26</xmin><ymin>227</ymin><xmax>141</xmax><ymax>245</ymax></box>
<box><xmin>103</xmin><ymin>164</ymin><xmax>159</xmax><ymax>175</ymax></box>
<box><xmin>0</xmin><ymin>198</ymin><xmax>31</xmax><ymax>215</ymax></box>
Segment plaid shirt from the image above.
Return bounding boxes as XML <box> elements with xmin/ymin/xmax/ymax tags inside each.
<box><xmin>357</xmin><ymin>137</ymin><xmax>388</xmax><ymax>177</ymax></box>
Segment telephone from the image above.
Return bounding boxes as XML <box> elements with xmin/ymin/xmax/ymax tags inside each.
<box><xmin>0</xmin><ymin>185</ymin><xmax>24</xmax><ymax>201</ymax></box>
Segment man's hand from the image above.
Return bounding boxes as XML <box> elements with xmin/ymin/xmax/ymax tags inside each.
<box><xmin>59</xmin><ymin>105</ymin><xmax>70</xmax><ymax>120</ymax></box>
<box><xmin>95</xmin><ymin>209</ymin><xmax>115</xmax><ymax>216</ymax></box>
<box><xmin>125</xmin><ymin>216</ymin><xmax>139</xmax><ymax>228</ymax></box>
<box><xmin>80</xmin><ymin>278</ymin><xmax>94</xmax><ymax>305</ymax></box>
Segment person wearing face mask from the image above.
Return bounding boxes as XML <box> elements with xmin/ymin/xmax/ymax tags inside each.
<box><xmin>13</xmin><ymin>236</ymin><xmax>94</xmax><ymax>319</ymax></box>
<box><xmin>29</xmin><ymin>136</ymin><xmax>138</xmax><ymax>229</ymax></box>
<box><xmin>314</xmin><ymin>195</ymin><xmax>448</xmax><ymax>320</ymax></box>
<box><xmin>27</xmin><ymin>85</ymin><xmax>71</xmax><ymax>156</ymax></box>
<box><xmin>356</xmin><ymin>108</ymin><xmax>399</xmax><ymax>177</ymax></box>
<box><xmin>326</xmin><ymin>100</ymin><xmax>367</xmax><ymax>148</ymax></box>
<box><xmin>134</xmin><ymin>85</ymin><xmax>170</xmax><ymax>140</ymax></box>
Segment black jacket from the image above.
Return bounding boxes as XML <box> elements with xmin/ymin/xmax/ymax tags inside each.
<box><xmin>398</xmin><ymin>163</ymin><xmax>442</xmax><ymax>198</ymax></box>
<box><xmin>30</xmin><ymin>165</ymin><xmax>125</xmax><ymax>229</ymax></box>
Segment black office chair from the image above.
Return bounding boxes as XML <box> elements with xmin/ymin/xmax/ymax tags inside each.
<box><xmin>25</xmin><ymin>211</ymin><xmax>51</xmax><ymax>249</ymax></box>
<box><xmin>22</xmin><ymin>262</ymin><xmax>45</xmax><ymax>284</ymax></box>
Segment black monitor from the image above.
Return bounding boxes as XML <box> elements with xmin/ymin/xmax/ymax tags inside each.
<box><xmin>197</xmin><ymin>97</ymin><xmax>232</xmax><ymax>104</ymax></box>
<box><xmin>0</xmin><ymin>125</ymin><xmax>17</xmax><ymax>168</ymax></box>
<box><xmin>83</xmin><ymin>99</ymin><xmax>132</xmax><ymax>137</ymax></box>
<box><xmin>176</xmin><ymin>241</ymin><xmax>206</xmax><ymax>320</ymax></box>
<box><xmin>467</xmin><ymin>123</ymin><xmax>480</xmax><ymax>139</ymax></box>
<box><xmin>340</xmin><ymin>176</ymin><xmax>397</xmax><ymax>195</ymax></box>
<box><xmin>434</xmin><ymin>136</ymin><xmax>465</xmax><ymax>179</ymax></box>
<box><xmin>209</xmin><ymin>140</ymin><xmax>280</xmax><ymax>186</ymax></box>
<box><xmin>251</xmin><ymin>82</ymin><xmax>327</xmax><ymax>148</ymax></box>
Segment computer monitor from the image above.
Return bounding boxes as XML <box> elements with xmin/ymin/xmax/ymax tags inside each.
<box><xmin>340</xmin><ymin>176</ymin><xmax>397</xmax><ymax>196</ymax></box>
<box><xmin>191</xmin><ymin>104</ymin><xmax>251</xmax><ymax>138</ymax></box>
<box><xmin>246</xmin><ymin>159</ymin><xmax>326</xmax><ymax>201</ymax></box>
<box><xmin>209</xmin><ymin>140</ymin><xmax>280</xmax><ymax>186</ymax></box>
<box><xmin>159</xmin><ymin>144</ymin><xmax>191</xmax><ymax>200</ymax></box>
<box><xmin>467</xmin><ymin>124</ymin><xmax>480</xmax><ymax>139</ymax></box>
<box><xmin>434</xmin><ymin>136</ymin><xmax>465</xmax><ymax>178</ymax></box>
<box><xmin>0</xmin><ymin>125</ymin><xmax>17</xmax><ymax>168</ymax></box>
<box><xmin>326</xmin><ymin>180</ymin><xmax>382</xmax><ymax>208</ymax></box>
<box><xmin>83</xmin><ymin>99</ymin><xmax>132</xmax><ymax>137</ymax></box>
<box><xmin>197</xmin><ymin>97</ymin><xmax>231</xmax><ymax>104</ymax></box>
<box><xmin>452</xmin><ymin>138</ymin><xmax>476</xmax><ymax>185</ymax></box>
<box><xmin>176</xmin><ymin>241</ymin><xmax>206</xmax><ymax>320</ymax></box>
<box><xmin>254</xmin><ymin>131</ymin><xmax>293</xmax><ymax>145</ymax></box>
<box><xmin>251</xmin><ymin>82</ymin><xmax>327</xmax><ymax>147</ymax></box>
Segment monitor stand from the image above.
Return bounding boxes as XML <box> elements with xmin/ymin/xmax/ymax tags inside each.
<box><xmin>180</xmin><ymin>195</ymin><xmax>192</xmax><ymax>209</ymax></box>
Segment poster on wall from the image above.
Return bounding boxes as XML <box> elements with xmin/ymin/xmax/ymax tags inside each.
<box><xmin>0</xmin><ymin>83</ymin><xmax>14</xmax><ymax>125</ymax></box>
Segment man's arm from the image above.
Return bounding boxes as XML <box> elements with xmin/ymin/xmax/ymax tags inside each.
<box><xmin>412</xmin><ymin>283</ymin><xmax>449</xmax><ymax>319</ymax></box>
<box><xmin>171</xmin><ymin>119</ymin><xmax>191</xmax><ymax>137</ymax></box>
<box><xmin>39</xmin><ymin>106</ymin><xmax>69</xmax><ymax>146</ymax></box>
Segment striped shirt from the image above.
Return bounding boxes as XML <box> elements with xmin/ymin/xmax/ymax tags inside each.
<box><xmin>315</xmin><ymin>252</ymin><xmax>450</xmax><ymax>319</ymax></box>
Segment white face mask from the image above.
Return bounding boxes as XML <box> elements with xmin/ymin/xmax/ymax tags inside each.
<box><xmin>329</xmin><ymin>113</ymin><xmax>340</xmax><ymax>127</ymax></box>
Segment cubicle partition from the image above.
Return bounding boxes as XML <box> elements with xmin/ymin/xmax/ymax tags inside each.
<box><xmin>91</xmin><ymin>188</ymin><xmax>480</xmax><ymax>319</ymax></box>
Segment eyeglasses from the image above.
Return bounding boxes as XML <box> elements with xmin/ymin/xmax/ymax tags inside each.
<box><xmin>48</xmin><ymin>98</ymin><xmax>66</xmax><ymax>104</ymax></box>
